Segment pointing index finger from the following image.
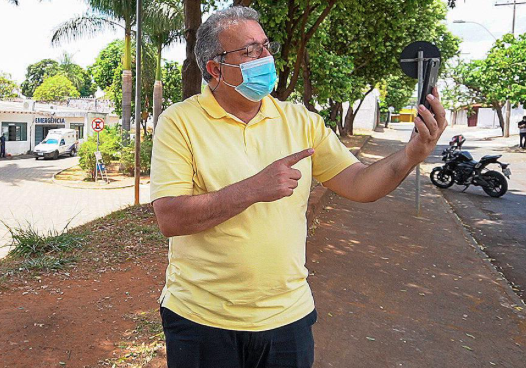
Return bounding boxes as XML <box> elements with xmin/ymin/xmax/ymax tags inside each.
<box><xmin>281</xmin><ymin>148</ymin><xmax>314</xmax><ymax>167</ymax></box>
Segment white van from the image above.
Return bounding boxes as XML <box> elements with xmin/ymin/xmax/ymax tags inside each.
<box><xmin>34</xmin><ymin>128</ymin><xmax>78</xmax><ymax>160</ymax></box>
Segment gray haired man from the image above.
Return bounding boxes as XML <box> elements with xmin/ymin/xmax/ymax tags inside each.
<box><xmin>151</xmin><ymin>6</ymin><xmax>448</xmax><ymax>368</ymax></box>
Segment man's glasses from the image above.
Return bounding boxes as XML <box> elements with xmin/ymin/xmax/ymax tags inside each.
<box><xmin>216</xmin><ymin>41</ymin><xmax>281</xmax><ymax>60</ymax></box>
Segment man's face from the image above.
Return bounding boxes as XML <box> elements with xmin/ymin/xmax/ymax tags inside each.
<box><xmin>211</xmin><ymin>20</ymin><xmax>271</xmax><ymax>91</ymax></box>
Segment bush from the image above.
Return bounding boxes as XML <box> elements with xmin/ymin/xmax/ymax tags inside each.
<box><xmin>120</xmin><ymin>133</ymin><xmax>153</xmax><ymax>175</ymax></box>
<box><xmin>78</xmin><ymin>125</ymin><xmax>122</xmax><ymax>179</ymax></box>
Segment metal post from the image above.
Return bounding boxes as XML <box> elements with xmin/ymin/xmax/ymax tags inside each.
<box><xmin>495</xmin><ymin>0</ymin><xmax>526</xmax><ymax>137</ymax></box>
<box><xmin>134</xmin><ymin>0</ymin><xmax>142</xmax><ymax>206</ymax></box>
<box><xmin>97</xmin><ymin>131</ymin><xmax>99</xmax><ymax>151</ymax></box>
<box><xmin>415</xmin><ymin>50</ymin><xmax>424</xmax><ymax>217</ymax></box>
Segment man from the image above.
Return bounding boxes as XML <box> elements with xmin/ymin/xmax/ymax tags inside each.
<box><xmin>0</xmin><ymin>132</ymin><xmax>6</xmax><ymax>158</ymax></box>
<box><xmin>519</xmin><ymin>116</ymin><xmax>526</xmax><ymax>149</ymax></box>
<box><xmin>151</xmin><ymin>7</ymin><xmax>447</xmax><ymax>368</ymax></box>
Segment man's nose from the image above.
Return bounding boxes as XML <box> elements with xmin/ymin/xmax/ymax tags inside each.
<box><xmin>260</xmin><ymin>46</ymin><xmax>271</xmax><ymax>58</ymax></box>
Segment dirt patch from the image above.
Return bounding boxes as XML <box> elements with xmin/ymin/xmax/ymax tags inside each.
<box><xmin>54</xmin><ymin>164</ymin><xmax>150</xmax><ymax>189</ymax></box>
<box><xmin>0</xmin><ymin>205</ymin><xmax>168</xmax><ymax>368</ymax></box>
<box><xmin>55</xmin><ymin>163</ymin><xmax>149</xmax><ymax>183</ymax></box>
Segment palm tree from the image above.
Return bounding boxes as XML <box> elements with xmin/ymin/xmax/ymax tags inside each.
<box><xmin>143</xmin><ymin>0</ymin><xmax>184</xmax><ymax>132</ymax></box>
<box><xmin>51</xmin><ymin>0</ymin><xmax>143</xmax><ymax>144</ymax></box>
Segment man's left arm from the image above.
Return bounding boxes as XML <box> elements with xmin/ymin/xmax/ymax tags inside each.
<box><xmin>323</xmin><ymin>88</ymin><xmax>447</xmax><ymax>203</ymax></box>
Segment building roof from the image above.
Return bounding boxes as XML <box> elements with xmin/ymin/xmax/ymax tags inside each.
<box><xmin>0</xmin><ymin>99</ymin><xmax>116</xmax><ymax>117</ymax></box>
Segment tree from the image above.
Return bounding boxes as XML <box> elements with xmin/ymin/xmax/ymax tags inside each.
<box><xmin>21</xmin><ymin>57</ymin><xmax>94</xmax><ymax>98</ymax></box>
<box><xmin>92</xmin><ymin>39</ymin><xmax>157</xmax><ymax>128</ymax></box>
<box><xmin>144</xmin><ymin>0</ymin><xmax>184</xmax><ymax>130</ymax></box>
<box><xmin>291</xmin><ymin>0</ymin><xmax>459</xmax><ymax>136</ymax></box>
<box><xmin>252</xmin><ymin>0</ymin><xmax>338</xmax><ymax>101</ymax></box>
<box><xmin>0</xmin><ymin>72</ymin><xmax>19</xmax><ymax>99</ymax></box>
<box><xmin>33</xmin><ymin>75</ymin><xmax>80</xmax><ymax>102</ymax></box>
<box><xmin>162</xmin><ymin>61</ymin><xmax>183</xmax><ymax>108</ymax></box>
<box><xmin>443</xmin><ymin>34</ymin><xmax>526</xmax><ymax>134</ymax></box>
<box><xmin>58</xmin><ymin>53</ymin><xmax>96</xmax><ymax>97</ymax></box>
<box><xmin>52</xmin><ymin>0</ymin><xmax>148</xmax><ymax>143</ymax></box>
<box><xmin>89</xmin><ymin>39</ymin><xmax>124</xmax><ymax>91</ymax></box>
<box><xmin>380</xmin><ymin>73</ymin><xmax>416</xmax><ymax>113</ymax></box>
<box><xmin>21</xmin><ymin>59</ymin><xmax>60</xmax><ymax>97</ymax></box>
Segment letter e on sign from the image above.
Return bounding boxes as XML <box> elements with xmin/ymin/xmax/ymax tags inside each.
<box><xmin>92</xmin><ymin>118</ymin><xmax>105</xmax><ymax>133</ymax></box>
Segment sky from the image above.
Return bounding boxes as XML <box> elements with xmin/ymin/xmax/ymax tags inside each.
<box><xmin>0</xmin><ymin>0</ymin><xmax>525</xmax><ymax>84</ymax></box>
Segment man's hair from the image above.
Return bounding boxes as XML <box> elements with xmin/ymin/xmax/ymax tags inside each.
<box><xmin>195</xmin><ymin>6</ymin><xmax>260</xmax><ymax>83</ymax></box>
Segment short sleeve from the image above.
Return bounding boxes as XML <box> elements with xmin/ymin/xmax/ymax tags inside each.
<box><xmin>309</xmin><ymin>112</ymin><xmax>360</xmax><ymax>183</ymax></box>
<box><xmin>150</xmin><ymin>110</ymin><xmax>194</xmax><ymax>202</ymax></box>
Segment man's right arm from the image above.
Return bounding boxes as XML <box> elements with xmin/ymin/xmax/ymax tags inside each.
<box><xmin>153</xmin><ymin>149</ymin><xmax>313</xmax><ymax>237</ymax></box>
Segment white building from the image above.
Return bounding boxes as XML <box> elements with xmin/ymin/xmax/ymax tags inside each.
<box><xmin>0</xmin><ymin>99</ymin><xmax>118</xmax><ymax>156</ymax></box>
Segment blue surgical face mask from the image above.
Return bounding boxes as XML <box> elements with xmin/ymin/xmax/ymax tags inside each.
<box><xmin>220</xmin><ymin>56</ymin><xmax>278</xmax><ymax>102</ymax></box>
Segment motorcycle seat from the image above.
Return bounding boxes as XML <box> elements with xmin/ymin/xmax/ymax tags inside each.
<box><xmin>480</xmin><ymin>155</ymin><xmax>502</xmax><ymax>161</ymax></box>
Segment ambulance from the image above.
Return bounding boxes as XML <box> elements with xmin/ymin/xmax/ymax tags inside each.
<box><xmin>34</xmin><ymin>128</ymin><xmax>78</xmax><ymax>160</ymax></box>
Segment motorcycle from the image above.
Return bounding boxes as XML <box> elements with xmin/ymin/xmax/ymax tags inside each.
<box><xmin>430</xmin><ymin>135</ymin><xmax>511</xmax><ymax>198</ymax></box>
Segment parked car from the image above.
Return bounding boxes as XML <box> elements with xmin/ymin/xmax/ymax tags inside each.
<box><xmin>34</xmin><ymin>128</ymin><xmax>78</xmax><ymax>160</ymax></box>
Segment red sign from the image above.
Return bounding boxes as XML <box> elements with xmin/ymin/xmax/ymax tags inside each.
<box><xmin>92</xmin><ymin>118</ymin><xmax>105</xmax><ymax>132</ymax></box>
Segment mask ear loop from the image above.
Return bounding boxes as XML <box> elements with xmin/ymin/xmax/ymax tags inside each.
<box><xmin>211</xmin><ymin>56</ymin><xmax>223</xmax><ymax>93</ymax></box>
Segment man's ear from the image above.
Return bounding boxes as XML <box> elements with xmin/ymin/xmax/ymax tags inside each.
<box><xmin>206</xmin><ymin>60</ymin><xmax>221</xmax><ymax>82</ymax></box>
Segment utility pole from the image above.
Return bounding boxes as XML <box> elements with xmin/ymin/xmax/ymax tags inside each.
<box><xmin>134</xmin><ymin>0</ymin><xmax>142</xmax><ymax>205</ymax></box>
<box><xmin>495</xmin><ymin>0</ymin><xmax>526</xmax><ymax>137</ymax></box>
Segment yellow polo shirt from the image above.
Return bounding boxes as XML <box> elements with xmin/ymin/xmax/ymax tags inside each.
<box><xmin>150</xmin><ymin>86</ymin><xmax>358</xmax><ymax>331</ymax></box>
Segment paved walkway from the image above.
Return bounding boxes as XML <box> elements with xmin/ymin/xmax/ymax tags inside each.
<box><xmin>0</xmin><ymin>156</ymin><xmax>150</xmax><ymax>259</ymax></box>
<box><xmin>308</xmin><ymin>128</ymin><xmax>525</xmax><ymax>367</ymax></box>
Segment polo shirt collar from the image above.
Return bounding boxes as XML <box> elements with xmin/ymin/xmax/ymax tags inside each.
<box><xmin>198</xmin><ymin>86</ymin><xmax>280</xmax><ymax>120</ymax></box>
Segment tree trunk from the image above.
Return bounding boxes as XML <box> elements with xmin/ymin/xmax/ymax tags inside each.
<box><xmin>492</xmin><ymin>101</ymin><xmax>505</xmax><ymax>135</ymax></box>
<box><xmin>121</xmin><ymin>30</ymin><xmax>133</xmax><ymax>144</ymax></box>
<box><xmin>182</xmin><ymin>0</ymin><xmax>202</xmax><ymax>100</ymax></box>
<box><xmin>302</xmin><ymin>50</ymin><xmax>316</xmax><ymax>112</ymax></box>
<box><xmin>343</xmin><ymin>106</ymin><xmax>355</xmax><ymax>137</ymax></box>
<box><xmin>342</xmin><ymin>87</ymin><xmax>374</xmax><ymax>137</ymax></box>
<box><xmin>153</xmin><ymin>43</ymin><xmax>163</xmax><ymax>134</ymax></box>
<box><xmin>122</xmin><ymin>70</ymin><xmax>133</xmax><ymax>143</ymax></box>
<box><xmin>153</xmin><ymin>80</ymin><xmax>163</xmax><ymax>133</ymax></box>
<box><xmin>451</xmin><ymin>110</ymin><xmax>457</xmax><ymax>126</ymax></box>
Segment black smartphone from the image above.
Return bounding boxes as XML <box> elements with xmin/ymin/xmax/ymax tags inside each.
<box><xmin>415</xmin><ymin>58</ymin><xmax>440</xmax><ymax>132</ymax></box>
<box><xmin>419</xmin><ymin>58</ymin><xmax>440</xmax><ymax>110</ymax></box>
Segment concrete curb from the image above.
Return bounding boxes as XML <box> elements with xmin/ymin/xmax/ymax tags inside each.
<box><xmin>52</xmin><ymin>166</ymin><xmax>149</xmax><ymax>190</ymax></box>
<box><xmin>306</xmin><ymin>135</ymin><xmax>371</xmax><ymax>229</ymax></box>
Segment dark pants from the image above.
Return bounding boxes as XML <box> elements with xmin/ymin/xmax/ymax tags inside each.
<box><xmin>160</xmin><ymin>307</ymin><xmax>317</xmax><ymax>368</ymax></box>
<box><xmin>0</xmin><ymin>145</ymin><xmax>5</xmax><ymax>158</ymax></box>
<box><xmin>520</xmin><ymin>133</ymin><xmax>526</xmax><ymax>148</ymax></box>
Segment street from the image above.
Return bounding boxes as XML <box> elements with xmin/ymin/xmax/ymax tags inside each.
<box><xmin>0</xmin><ymin>156</ymin><xmax>150</xmax><ymax>259</ymax></box>
<box><xmin>391</xmin><ymin>123</ymin><xmax>526</xmax><ymax>300</ymax></box>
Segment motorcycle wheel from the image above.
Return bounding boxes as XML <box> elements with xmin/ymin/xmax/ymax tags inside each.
<box><xmin>482</xmin><ymin>171</ymin><xmax>508</xmax><ymax>198</ymax></box>
<box><xmin>430</xmin><ymin>167</ymin><xmax>454</xmax><ymax>188</ymax></box>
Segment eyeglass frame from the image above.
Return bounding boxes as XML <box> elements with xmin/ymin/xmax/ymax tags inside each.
<box><xmin>213</xmin><ymin>41</ymin><xmax>281</xmax><ymax>61</ymax></box>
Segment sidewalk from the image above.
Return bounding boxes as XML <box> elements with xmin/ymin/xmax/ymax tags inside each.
<box><xmin>308</xmin><ymin>131</ymin><xmax>526</xmax><ymax>367</ymax></box>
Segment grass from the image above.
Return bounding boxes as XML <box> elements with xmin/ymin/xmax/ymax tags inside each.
<box><xmin>0</xmin><ymin>219</ymin><xmax>87</xmax><ymax>282</ymax></box>
<box><xmin>2</xmin><ymin>219</ymin><xmax>85</xmax><ymax>258</ymax></box>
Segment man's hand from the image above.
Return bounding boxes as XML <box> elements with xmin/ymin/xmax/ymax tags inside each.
<box><xmin>248</xmin><ymin>148</ymin><xmax>314</xmax><ymax>202</ymax></box>
<box><xmin>405</xmin><ymin>87</ymin><xmax>448</xmax><ymax>164</ymax></box>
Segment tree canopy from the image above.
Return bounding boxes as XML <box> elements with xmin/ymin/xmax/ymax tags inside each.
<box><xmin>441</xmin><ymin>33</ymin><xmax>526</xmax><ymax>133</ymax></box>
<box><xmin>33</xmin><ymin>75</ymin><xmax>80</xmax><ymax>102</ymax></box>
<box><xmin>0</xmin><ymin>72</ymin><xmax>19</xmax><ymax>99</ymax></box>
<box><xmin>21</xmin><ymin>57</ymin><xmax>94</xmax><ymax>98</ymax></box>
<box><xmin>91</xmin><ymin>39</ymin><xmax>157</xmax><ymax>118</ymax></box>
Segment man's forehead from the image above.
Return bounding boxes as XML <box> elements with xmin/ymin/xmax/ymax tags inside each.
<box><xmin>218</xmin><ymin>20</ymin><xmax>267</xmax><ymax>48</ymax></box>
